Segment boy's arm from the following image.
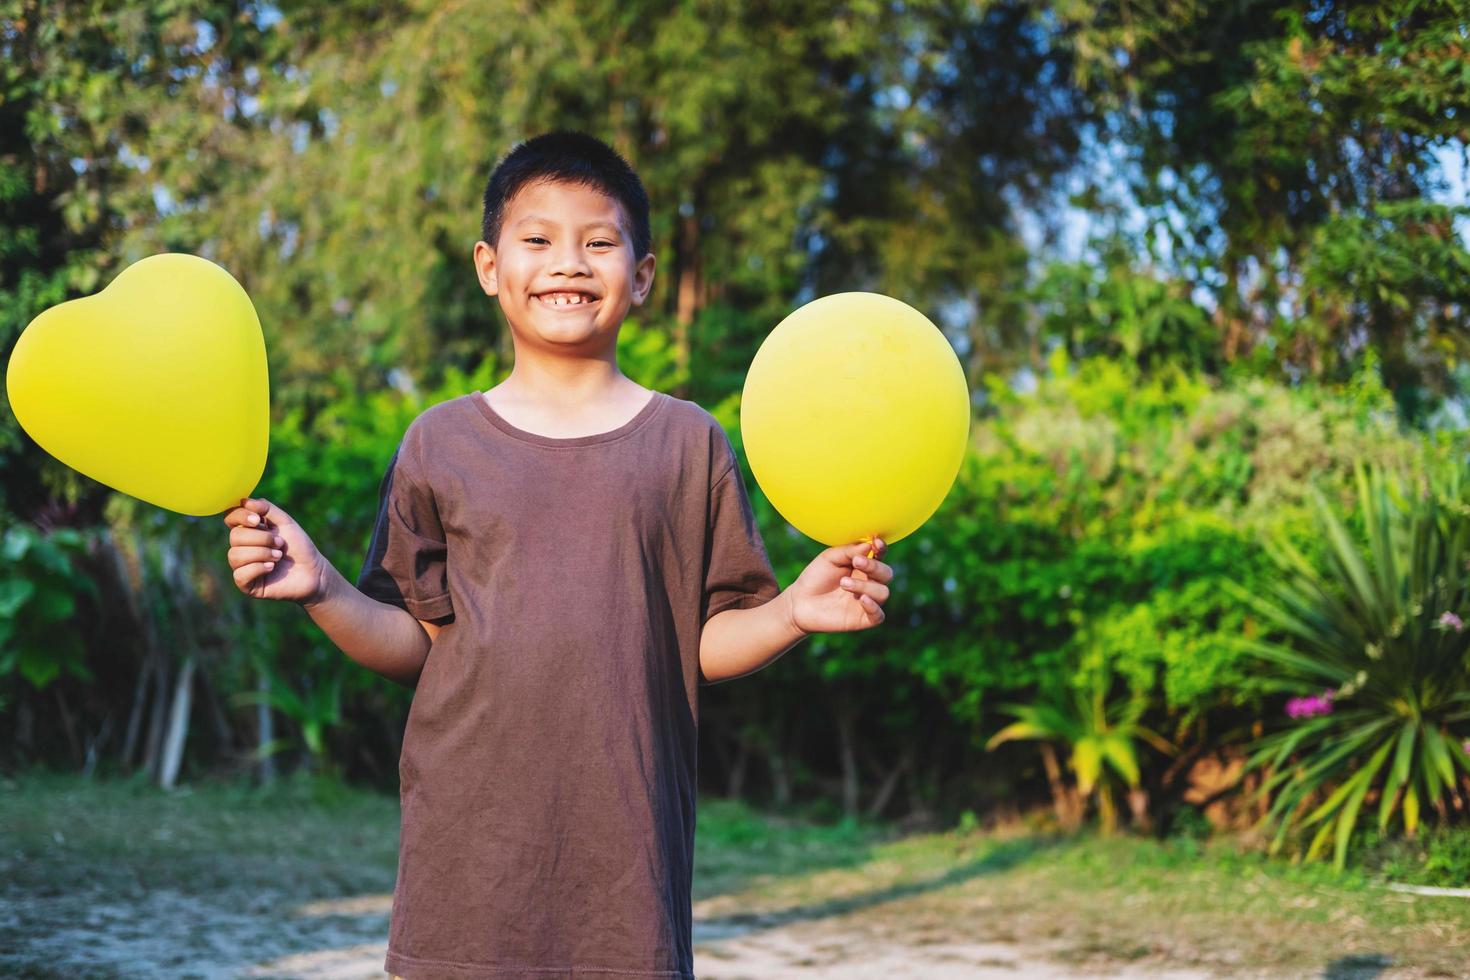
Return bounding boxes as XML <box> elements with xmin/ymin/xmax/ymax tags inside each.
<box><xmin>699</xmin><ymin>539</ymin><xmax>894</xmax><ymax>685</ymax></box>
<box><xmin>699</xmin><ymin>592</ymin><xmax>807</xmax><ymax>685</ymax></box>
<box><xmin>301</xmin><ymin>560</ymin><xmax>438</xmax><ymax>689</ymax></box>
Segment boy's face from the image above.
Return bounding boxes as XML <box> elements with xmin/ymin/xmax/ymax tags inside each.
<box><xmin>473</xmin><ymin>179</ymin><xmax>655</xmax><ymax>357</ymax></box>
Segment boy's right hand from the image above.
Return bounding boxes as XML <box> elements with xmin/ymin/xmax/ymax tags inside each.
<box><xmin>223</xmin><ymin>497</ymin><xmax>328</xmax><ymax>605</ymax></box>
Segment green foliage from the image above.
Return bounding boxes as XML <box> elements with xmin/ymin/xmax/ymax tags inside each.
<box><xmin>987</xmin><ymin>649</ymin><xmax>1174</xmax><ymax>834</ymax></box>
<box><xmin>0</xmin><ymin>521</ymin><xmax>98</xmax><ymax>699</ymax></box>
<box><xmin>1295</xmin><ymin>199</ymin><xmax>1470</xmax><ymax>419</ymax></box>
<box><xmin>875</xmin><ymin>353</ymin><xmax>1424</xmax><ymax>726</ymax></box>
<box><xmin>1035</xmin><ymin>241</ymin><xmax>1220</xmax><ymax>374</ymax></box>
<box><xmin>617</xmin><ymin>317</ymin><xmax>688</xmax><ymax>394</ymax></box>
<box><xmin>231</xmin><ymin>658</ymin><xmax>343</xmax><ymax>766</ymax></box>
<box><xmin>1057</xmin><ymin>0</ymin><xmax>1470</xmax><ymax>413</ymax></box>
<box><xmin>81</xmin><ymin>0</ymin><xmax>1086</xmax><ymax>416</ymax></box>
<box><xmin>1239</xmin><ymin>463</ymin><xmax>1470</xmax><ymax>869</ymax></box>
<box><xmin>1359</xmin><ymin>825</ymin><xmax>1470</xmax><ymax>888</ymax></box>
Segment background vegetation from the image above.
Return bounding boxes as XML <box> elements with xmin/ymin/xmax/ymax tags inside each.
<box><xmin>3</xmin><ymin>0</ymin><xmax>1468</xmax><ymax>876</ymax></box>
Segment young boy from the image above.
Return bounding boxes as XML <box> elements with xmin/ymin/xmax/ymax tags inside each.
<box><xmin>222</xmin><ymin>131</ymin><xmax>895</xmax><ymax>980</ymax></box>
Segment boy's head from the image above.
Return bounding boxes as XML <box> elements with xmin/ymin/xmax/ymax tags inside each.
<box><xmin>473</xmin><ymin>131</ymin><xmax>656</xmax><ymax>354</ymax></box>
<box><xmin>480</xmin><ymin>131</ymin><xmax>651</xmax><ymax>259</ymax></box>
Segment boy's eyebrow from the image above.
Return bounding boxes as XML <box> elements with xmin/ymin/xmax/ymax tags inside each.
<box><xmin>512</xmin><ymin>214</ymin><xmax>623</xmax><ymax>235</ymax></box>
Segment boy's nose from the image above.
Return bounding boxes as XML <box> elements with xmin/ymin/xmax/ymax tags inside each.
<box><xmin>547</xmin><ymin>246</ymin><xmax>592</xmax><ymax>276</ymax></box>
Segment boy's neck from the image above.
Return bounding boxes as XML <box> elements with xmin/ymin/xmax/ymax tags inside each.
<box><xmin>493</xmin><ymin>354</ymin><xmax>643</xmax><ymax>411</ymax></box>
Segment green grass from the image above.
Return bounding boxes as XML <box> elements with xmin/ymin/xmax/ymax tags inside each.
<box><xmin>695</xmin><ymin>800</ymin><xmax>1470</xmax><ymax>976</ymax></box>
<box><xmin>3</xmin><ymin>769</ymin><xmax>1469</xmax><ymax>977</ymax></box>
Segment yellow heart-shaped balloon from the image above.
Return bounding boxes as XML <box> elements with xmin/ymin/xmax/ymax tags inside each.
<box><xmin>741</xmin><ymin>292</ymin><xmax>970</xmax><ymax>547</ymax></box>
<box><xmin>5</xmin><ymin>253</ymin><xmax>269</xmax><ymax>516</ymax></box>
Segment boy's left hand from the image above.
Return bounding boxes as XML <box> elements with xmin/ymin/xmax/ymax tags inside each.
<box><xmin>784</xmin><ymin>538</ymin><xmax>893</xmax><ymax>635</ymax></box>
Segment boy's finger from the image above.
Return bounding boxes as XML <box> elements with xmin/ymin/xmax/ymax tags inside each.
<box><xmin>820</xmin><ymin>542</ymin><xmax>867</xmax><ymax>567</ymax></box>
<box><xmin>230</xmin><ymin>526</ymin><xmax>283</xmax><ymax>548</ymax></box>
<box><xmin>840</xmin><ymin>576</ymin><xmax>890</xmax><ymax>604</ymax></box>
<box><xmin>224</xmin><ymin>498</ymin><xmax>268</xmax><ymax>526</ymax></box>
<box><xmin>249</xmin><ymin>497</ymin><xmax>296</xmax><ymax>530</ymax></box>
<box><xmin>854</xmin><ymin>555</ymin><xmax>893</xmax><ymax>583</ymax></box>
<box><xmin>230</xmin><ymin>545</ymin><xmax>283</xmax><ymax>566</ymax></box>
<box><xmin>232</xmin><ymin>560</ymin><xmax>275</xmax><ymax>590</ymax></box>
<box><xmin>223</xmin><ymin>506</ymin><xmax>255</xmax><ymax>528</ymax></box>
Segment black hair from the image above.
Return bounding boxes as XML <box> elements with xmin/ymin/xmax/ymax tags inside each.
<box><xmin>480</xmin><ymin>131</ymin><xmax>652</xmax><ymax>259</ymax></box>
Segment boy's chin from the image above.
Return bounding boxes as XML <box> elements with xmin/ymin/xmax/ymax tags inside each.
<box><xmin>522</xmin><ymin>322</ymin><xmax>617</xmax><ymax>350</ymax></box>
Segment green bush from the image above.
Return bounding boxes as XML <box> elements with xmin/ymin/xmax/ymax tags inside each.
<box><xmin>0</xmin><ymin>521</ymin><xmax>98</xmax><ymax>704</ymax></box>
<box><xmin>720</xmin><ymin>349</ymin><xmax>1435</xmax><ymax>822</ymax></box>
<box><xmin>1239</xmin><ymin>463</ymin><xmax>1470</xmax><ymax>869</ymax></box>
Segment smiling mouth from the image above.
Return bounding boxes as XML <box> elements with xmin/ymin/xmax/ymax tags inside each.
<box><xmin>534</xmin><ymin>291</ymin><xmax>601</xmax><ymax>308</ymax></box>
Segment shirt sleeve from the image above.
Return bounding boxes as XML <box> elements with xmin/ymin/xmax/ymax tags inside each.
<box><xmin>356</xmin><ymin>439</ymin><xmax>455</xmax><ymax>622</ymax></box>
<box><xmin>702</xmin><ymin>439</ymin><xmax>781</xmax><ymax>626</ymax></box>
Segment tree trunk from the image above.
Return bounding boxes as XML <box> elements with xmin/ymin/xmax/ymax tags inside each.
<box><xmin>159</xmin><ymin>656</ymin><xmax>195</xmax><ymax>790</ymax></box>
<box><xmin>905</xmin><ymin>752</ymin><xmax>937</xmax><ymax>824</ymax></box>
<box><xmin>865</xmin><ymin>748</ymin><xmax>912</xmax><ymax>820</ymax></box>
<box><xmin>108</xmin><ymin>530</ymin><xmax>151</xmax><ymax>773</ymax></box>
<box><xmin>196</xmin><ymin>666</ymin><xmax>235</xmax><ymax>762</ymax></box>
<box><xmin>252</xmin><ymin>609</ymin><xmax>277</xmax><ymax>784</ymax></box>
<box><xmin>256</xmin><ymin>670</ymin><xmax>277</xmax><ymax>783</ymax></box>
<box><xmin>1127</xmin><ymin>786</ymin><xmax>1152</xmax><ymax>832</ymax></box>
<box><xmin>726</xmin><ymin>733</ymin><xmax>750</xmax><ymax>799</ymax></box>
<box><xmin>768</xmin><ymin>744</ymin><xmax>792</xmax><ymax>807</ymax></box>
<box><xmin>142</xmin><ymin>652</ymin><xmax>171</xmax><ymax>780</ymax></box>
<box><xmin>83</xmin><ymin>714</ymin><xmax>114</xmax><ymax>778</ymax></box>
<box><xmin>15</xmin><ymin>695</ymin><xmax>34</xmax><ymax>753</ymax></box>
<box><xmin>146</xmin><ymin>533</ymin><xmax>188</xmax><ymax>784</ymax></box>
<box><xmin>750</xmin><ymin>720</ymin><xmax>792</xmax><ymax>807</ymax></box>
<box><xmin>833</xmin><ymin>705</ymin><xmax>861</xmax><ymax>819</ymax></box>
<box><xmin>1039</xmin><ymin>742</ymin><xmax>1081</xmax><ymax>831</ymax></box>
<box><xmin>121</xmin><ymin>653</ymin><xmax>152</xmax><ymax>773</ymax></box>
<box><xmin>53</xmin><ymin>686</ymin><xmax>82</xmax><ymax>767</ymax></box>
<box><xmin>1096</xmin><ymin>783</ymin><xmax>1118</xmax><ymax>836</ymax></box>
<box><xmin>673</xmin><ymin>208</ymin><xmax>700</xmax><ymax>393</ymax></box>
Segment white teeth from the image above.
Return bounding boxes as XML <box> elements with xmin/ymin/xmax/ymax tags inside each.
<box><xmin>541</xmin><ymin>293</ymin><xmax>593</xmax><ymax>306</ymax></box>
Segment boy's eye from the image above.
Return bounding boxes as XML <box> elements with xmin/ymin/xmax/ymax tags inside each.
<box><xmin>524</xmin><ymin>236</ymin><xmax>616</xmax><ymax>247</ymax></box>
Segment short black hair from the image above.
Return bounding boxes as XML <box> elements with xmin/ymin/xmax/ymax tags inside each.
<box><xmin>480</xmin><ymin>131</ymin><xmax>652</xmax><ymax>258</ymax></box>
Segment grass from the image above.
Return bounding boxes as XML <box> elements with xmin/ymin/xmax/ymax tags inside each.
<box><xmin>696</xmin><ymin>799</ymin><xmax>1470</xmax><ymax>976</ymax></box>
<box><xmin>3</xmin><ymin>769</ymin><xmax>1470</xmax><ymax>977</ymax></box>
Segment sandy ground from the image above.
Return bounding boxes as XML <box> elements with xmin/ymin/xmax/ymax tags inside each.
<box><xmin>6</xmin><ymin>884</ymin><xmax>1216</xmax><ymax>980</ymax></box>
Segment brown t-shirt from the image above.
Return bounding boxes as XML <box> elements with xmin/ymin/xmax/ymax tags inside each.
<box><xmin>356</xmin><ymin>388</ymin><xmax>781</xmax><ymax>979</ymax></box>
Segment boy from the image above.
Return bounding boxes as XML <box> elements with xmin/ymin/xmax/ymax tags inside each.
<box><xmin>222</xmin><ymin>131</ymin><xmax>895</xmax><ymax>979</ymax></box>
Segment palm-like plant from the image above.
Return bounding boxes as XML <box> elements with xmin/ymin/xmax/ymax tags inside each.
<box><xmin>1237</xmin><ymin>464</ymin><xmax>1470</xmax><ymax>869</ymax></box>
<box><xmin>232</xmin><ymin>657</ymin><xmax>345</xmax><ymax>770</ymax></box>
<box><xmin>987</xmin><ymin>654</ymin><xmax>1173</xmax><ymax>834</ymax></box>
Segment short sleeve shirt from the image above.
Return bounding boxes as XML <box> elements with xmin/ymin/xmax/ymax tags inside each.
<box><xmin>356</xmin><ymin>389</ymin><xmax>781</xmax><ymax>979</ymax></box>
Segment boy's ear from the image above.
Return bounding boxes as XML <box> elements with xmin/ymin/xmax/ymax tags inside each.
<box><xmin>631</xmin><ymin>252</ymin><xmax>656</xmax><ymax>306</ymax></box>
<box><xmin>473</xmin><ymin>240</ymin><xmax>498</xmax><ymax>296</ymax></box>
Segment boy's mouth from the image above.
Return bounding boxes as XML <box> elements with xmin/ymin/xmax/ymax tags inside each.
<box><xmin>533</xmin><ymin>290</ymin><xmax>601</xmax><ymax>309</ymax></box>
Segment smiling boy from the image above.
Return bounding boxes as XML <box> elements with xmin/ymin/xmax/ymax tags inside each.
<box><xmin>222</xmin><ymin>131</ymin><xmax>894</xmax><ymax>979</ymax></box>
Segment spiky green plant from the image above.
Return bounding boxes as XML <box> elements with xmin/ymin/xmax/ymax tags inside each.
<box><xmin>1236</xmin><ymin>463</ymin><xmax>1470</xmax><ymax>869</ymax></box>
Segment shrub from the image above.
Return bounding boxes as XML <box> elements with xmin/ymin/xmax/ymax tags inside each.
<box><xmin>1238</xmin><ymin>463</ymin><xmax>1470</xmax><ymax>869</ymax></box>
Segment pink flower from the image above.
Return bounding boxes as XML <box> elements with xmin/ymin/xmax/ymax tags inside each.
<box><xmin>1287</xmin><ymin>690</ymin><xmax>1336</xmax><ymax>720</ymax></box>
<box><xmin>1439</xmin><ymin>611</ymin><xmax>1465</xmax><ymax>632</ymax></box>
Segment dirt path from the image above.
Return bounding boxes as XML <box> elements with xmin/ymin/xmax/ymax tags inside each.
<box><xmin>6</xmin><ymin>885</ymin><xmax>1214</xmax><ymax>979</ymax></box>
<box><xmin>242</xmin><ymin>894</ymin><xmax>1216</xmax><ymax>979</ymax></box>
<box><xmin>7</xmin><ymin>777</ymin><xmax>1459</xmax><ymax>979</ymax></box>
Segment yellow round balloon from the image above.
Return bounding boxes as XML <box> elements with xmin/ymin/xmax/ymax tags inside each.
<box><xmin>5</xmin><ymin>253</ymin><xmax>269</xmax><ymax>516</ymax></box>
<box><xmin>741</xmin><ymin>292</ymin><xmax>970</xmax><ymax>547</ymax></box>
